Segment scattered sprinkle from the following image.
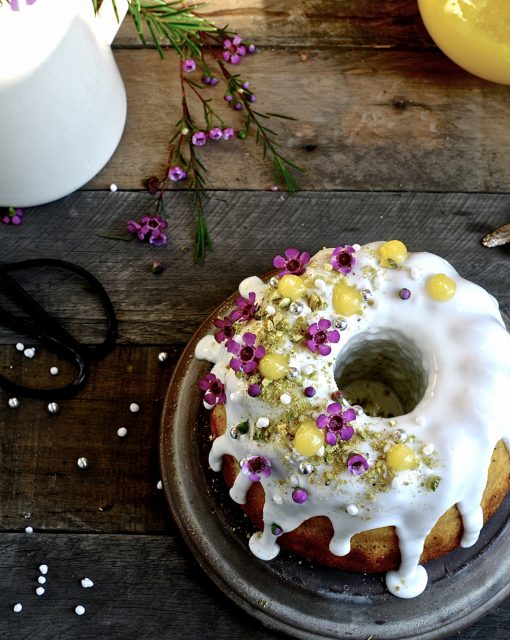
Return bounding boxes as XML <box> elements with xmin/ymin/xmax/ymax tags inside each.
<box><xmin>158</xmin><ymin>351</ymin><xmax>168</xmax><ymax>362</ymax></box>
<box><xmin>38</xmin><ymin>576</ymin><xmax>46</xmax><ymax>585</ymax></box>
<box><xmin>25</xmin><ymin>526</ymin><xmax>33</xmax><ymax>533</ymax></box>
<box><xmin>15</xmin><ymin>343</ymin><xmax>24</xmax><ymax>351</ymax></box>
<box><xmin>49</xmin><ymin>366</ymin><xmax>59</xmax><ymax>375</ymax></box>
<box><xmin>81</xmin><ymin>577</ymin><xmax>94</xmax><ymax>589</ymax></box>
<box><xmin>302</xmin><ymin>364</ymin><xmax>314</xmax><ymax>376</ymax></box>
<box><xmin>117</xmin><ymin>427</ymin><xmax>128</xmax><ymax>438</ymax></box>
<box><xmin>389</xmin><ymin>419</ymin><xmax>397</xmax><ymax>427</ymax></box>
<box><xmin>304</xmin><ymin>386</ymin><xmax>316</xmax><ymax>398</ymax></box>
<box><xmin>265</xmin><ymin>304</ymin><xmax>276</xmax><ymax>316</ymax></box>
<box><xmin>129</xmin><ymin>403</ymin><xmax>140</xmax><ymax>413</ymax></box>
<box><xmin>314</xmin><ymin>278</ymin><xmax>326</xmax><ymax>290</ymax></box>
<box><xmin>109</xmin><ymin>183</ymin><xmax>118</xmax><ymax>192</ymax></box>
<box><xmin>422</xmin><ymin>443</ymin><xmax>435</xmax><ymax>456</ymax></box>
<box><xmin>47</xmin><ymin>402</ymin><xmax>60</xmax><ymax>414</ymax></box>
<box><xmin>256</xmin><ymin>417</ymin><xmax>270</xmax><ymax>428</ymax></box>
<box><xmin>272</xmin><ymin>494</ymin><xmax>283</xmax><ymax>505</ymax></box>
<box><xmin>410</xmin><ymin>267</ymin><xmax>423</xmax><ymax>281</ymax></box>
<box><xmin>35</xmin><ymin>587</ymin><xmax>45</xmax><ymax>596</ymax></box>
<box><xmin>8</xmin><ymin>397</ymin><xmax>20</xmax><ymax>409</ymax></box>
<box><xmin>77</xmin><ymin>457</ymin><xmax>88</xmax><ymax>469</ymax></box>
<box><xmin>280</xmin><ymin>393</ymin><xmax>291</xmax><ymax>405</ymax></box>
<box><xmin>13</xmin><ymin>603</ymin><xmax>22</xmax><ymax>613</ymax></box>
<box><xmin>346</xmin><ymin>504</ymin><xmax>359</xmax><ymax>516</ymax></box>
<box><xmin>399</xmin><ymin>287</ymin><xmax>411</xmax><ymax>300</ymax></box>
<box><xmin>39</xmin><ymin>565</ymin><xmax>48</xmax><ymax>575</ymax></box>
<box><xmin>24</xmin><ymin>347</ymin><xmax>35</xmax><ymax>359</ymax></box>
<box><xmin>75</xmin><ymin>605</ymin><xmax>85</xmax><ymax>616</ymax></box>
<box><xmin>156</xmin><ymin>480</ymin><xmax>163</xmax><ymax>490</ymax></box>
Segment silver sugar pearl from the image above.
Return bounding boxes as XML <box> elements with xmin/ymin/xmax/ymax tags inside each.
<box><xmin>77</xmin><ymin>457</ymin><xmax>88</xmax><ymax>469</ymax></box>
<box><xmin>289</xmin><ymin>301</ymin><xmax>303</xmax><ymax>315</ymax></box>
<box><xmin>269</xmin><ymin>276</ymin><xmax>279</xmax><ymax>288</ymax></box>
<box><xmin>393</xmin><ymin>429</ymin><xmax>408</xmax><ymax>443</ymax></box>
<box><xmin>158</xmin><ymin>351</ymin><xmax>168</xmax><ymax>362</ymax></box>
<box><xmin>287</xmin><ymin>366</ymin><xmax>299</xmax><ymax>379</ymax></box>
<box><xmin>334</xmin><ymin>319</ymin><xmax>348</xmax><ymax>331</ymax></box>
<box><xmin>230</xmin><ymin>427</ymin><xmax>239</xmax><ymax>439</ymax></box>
<box><xmin>353</xmin><ymin>405</ymin><xmax>364</xmax><ymax>416</ymax></box>
<box><xmin>47</xmin><ymin>402</ymin><xmax>60</xmax><ymax>414</ymax></box>
<box><xmin>8</xmin><ymin>397</ymin><xmax>20</xmax><ymax>409</ymax></box>
<box><xmin>298</xmin><ymin>462</ymin><xmax>314</xmax><ymax>475</ymax></box>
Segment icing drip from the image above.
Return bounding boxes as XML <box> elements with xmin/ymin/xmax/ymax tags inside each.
<box><xmin>198</xmin><ymin>243</ymin><xmax>510</xmax><ymax>598</ymax></box>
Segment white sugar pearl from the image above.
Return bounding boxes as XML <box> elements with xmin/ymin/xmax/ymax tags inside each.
<box><xmin>156</xmin><ymin>480</ymin><xmax>163</xmax><ymax>490</ymax></box>
<box><xmin>265</xmin><ymin>305</ymin><xmax>276</xmax><ymax>316</ymax></box>
<box><xmin>81</xmin><ymin>577</ymin><xmax>94</xmax><ymax>589</ymax></box>
<box><xmin>314</xmin><ymin>278</ymin><xmax>326</xmax><ymax>290</ymax></box>
<box><xmin>36</xmin><ymin>587</ymin><xmax>45</xmax><ymax>596</ymax></box>
<box><xmin>410</xmin><ymin>267</ymin><xmax>423</xmax><ymax>281</ymax></box>
<box><xmin>75</xmin><ymin>605</ymin><xmax>85</xmax><ymax>616</ymax></box>
<box><xmin>352</xmin><ymin>244</ymin><xmax>361</xmax><ymax>251</ymax></box>
<box><xmin>302</xmin><ymin>364</ymin><xmax>314</xmax><ymax>376</ymax></box>
<box><xmin>38</xmin><ymin>576</ymin><xmax>46</xmax><ymax>585</ymax></box>
<box><xmin>256</xmin><ymin>417</ymin><xmax>269</xmax><ymax>429</ymax></box>
<box><xmin>129</xmin><ymin>403</ymin><xmax>139</xmax><ymax>413</ymax></box>
<box><xmin>422</xmin><ymin>443</ymin><xmax>435</xmax><ymax>456</ymax></box>
<box><xmin>415</xmin><ymin>416</ymin><xmax>426</xmax><ymax>426</ymax></box>
<box><xmin>49</xmin><ymin>366</ymin><xmax>59</xmax><ymax>376</ymax></box>
<box><xmin>24</xmin><ymin>347</ymin><xmax>35</xmax><ymax>359</ymax></box>
<box><xmin>15</xmin><ymin>343</ymin><xmax>24</xmax><ymax>351</ymax></box>
<box><xmin>117</xmin><ymin>427</ymin><xmax>128</xmax><ymax>437</ymax></box>
<box><xmin>109</xmin><ymin>183</ymin><xmax>118</xmax><ymax>192</ymax></box>
<box><xmin>272</xmin><ymin>494</ymin><xmax>283</xmax><ymax>505</ymax></box>
<box><xmin>280</xmin><ymin>393</ymin><xmax>291</xmax><ymax>405</ymax></box>
<box><xmin>13</xmin><ymin>603</ymin><xmax>22</xmax><ymax>613</ymax></box>
<box><xmin>346</xmin><ymin>504</ymin><xmax>359</xmax><ymax>516</ymax></box>
<box><xmin>25</xmin><ymin>526</ymin><xmax>33</xmax><ymax>533</ymax></box>
<box><xmin>39</xmin><ymin>564</ymin><xmax>48</xmax><ymax>575</ymax></box>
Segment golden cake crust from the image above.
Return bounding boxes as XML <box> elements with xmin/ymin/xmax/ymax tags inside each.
<box><xmin>211</xmin><ymin>404</ymin><xmax>510</xmax><ymax>572</ymax></box>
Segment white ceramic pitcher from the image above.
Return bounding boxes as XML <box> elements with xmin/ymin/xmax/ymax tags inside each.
<box><xmin>0</xmin><ymin>0</ymin><xmax>129</xmax><ymax>207</ymax></box>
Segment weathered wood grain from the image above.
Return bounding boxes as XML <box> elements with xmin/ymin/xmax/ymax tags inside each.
<box><xmin>115</xmin><ymin>0</ymin><xmax>434</xmax><ymax>49</ymax></box>
<box><xmin>86</xmin><ymin>48</ymin><xmax>510</xmax><ymax>192</ymax></box>
<box><xmin>1</xmin><ymin>191</ymin><xmax>508</xmax><ymax>344</ymax></box>
<box><xmin>0</xmin><ymin>532</ymin><xmax>507</xmax><ymax>640</ymax></box>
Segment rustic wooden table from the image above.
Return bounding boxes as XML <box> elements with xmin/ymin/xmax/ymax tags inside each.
<box><xmin>1</xmin><ymin>1</ymin><xmax>510</xmax><ymax>638</ymax></box>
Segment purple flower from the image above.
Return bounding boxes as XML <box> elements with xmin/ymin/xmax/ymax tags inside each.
<box><xmin>223</xmin><ymin>127</ymin><xmax>235</xmax><ymax>140</ymax></box>
<box><xmin>210</xmin><ymin>77</ymin><xmax>219</xmax><ymax>86</ymax></box>
<box><xmin>227</xmin><ymin>332</ymin><xmax>265</xmax><ymax>374</ymax></box>
<box><xmin>182</xmin><ymin>59</ymin><xmax>196</xmax><ymax>73</ymax></box>
<box><xmin>209</xmin><ymin>127</ymin><xmax>223</xmax><ymax>141</ymax></box>
<box><xmin>331</xmin><ymin>245</ymin><xmax>357</xmax><ymax>274</ymax></box>
<box><xmin>168</xmin><ymin>165</ymin><xmax>187</xmax><ymax>182</ymax></box>
<box><xmin>241</xmin><ymin>455</ymin><xmax>272</xmax><ymax>482</ymax></box>
<box><xmin>234</xmin><ymin>102</ymin><xmax>243</xmax><ymax>111</ymax></box>
<box><xmin>222</xmin><ymin>35</ymin><xmax>247</xmax><ymax>65</ymax></box>
<box><xmin>273</xmin><ymin>247</ymin><xmax>310</xmax><ymax>277</ymax></box>
<box><xmin>249</xmin><ymin>95</ymin><xmax>257</xmax><ymax>103</ymax></box>
<box><xmin>317</xmin><ymin>403</ymin><xmax>356</xmax><ymax>446</ymax></box>
<box><xmin>292</xmin><ymin>488</ymin><xmax>308</xmax><ymax>504</ymax></box>
<box><xmin>1</xmin><ymin>207</ymin><xmax>23</xmax><ymax>225</ymax></box>
<box><xmin>229</xmin><ymin>291</ymin><xmax>258</xmax><ymax>322</ymax></box>
<box><xmin>202</xmin><ymin>75</ymin><xmax>212</xmax><ymax>85</ymax></box>
<box><xmin>213</xmin><ymin>316</ymin><xmax>236</xmax><ymax>343</ymax></box>
<box><xmin>347</xmin><ymin>453</ymin><xmax>370</xmax><ymax>476</ymax></box>
<box><xmin>127</xmin><ymin>215</ymin><xmax>168</xmax><ymax>247</ymax></box>
<box><xmin>224</xmin><ymin>94</ymin><xmax>233</xmax><ymax>103</ymax></box>
<box><xmin>248</xmin><ymin>43</ymin><xmax>256</xmax><ymax>54</ymax></box>
<box><xmin>192</xmin><ymin>131</ymin><xmax>207</xmax><ymax>147</ymax></box>
<box><xmin>306</xmin><ymin>319</ymin><xmax>340</xmax><ymax>356</ymax></box>
<box><xmin>198</xmin><ymin>373</ymin><xmax>226</xmax><ymax>406</ymax></box>
<box><xmin>248</xmin><ymin>383</ymin><xmax>261</xmax><ymax>397</ymax></box>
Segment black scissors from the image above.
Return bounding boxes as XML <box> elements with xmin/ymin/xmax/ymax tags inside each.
<box><xmin>0</xmin><ymin>258</ymin><xmax>117</xmax><ymax>399</ymax></box>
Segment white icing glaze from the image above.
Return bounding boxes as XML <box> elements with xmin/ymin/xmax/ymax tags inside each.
<box><xmin>196</xmin><ymin>242</ymin><xmax>510</xmax><ymax>598</ymax></box>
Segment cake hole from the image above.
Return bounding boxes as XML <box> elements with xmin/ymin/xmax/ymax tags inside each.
<box><xmin>334</xmin><ymin>330</ymin><xmax>428</xmax><ymax>418</ymax></box>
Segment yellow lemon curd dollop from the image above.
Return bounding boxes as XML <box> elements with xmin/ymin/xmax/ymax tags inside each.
<box><xmin>294</xmin><ymin>420</ymin><xmax>325</xmax><ymax>456</ymax></box>
<box><xmin>418</xmin><ymin>0</ymin><xmax>510</xmax><ymax>85</ymax></box>
<box><xmin>277</xmin><ymin>274</ymin><xmax>306</xmax><ymax>301</ymax></box>
<box><xmin>259</xmin><ymin>353</ymin><xmax>289</xmax><ymax>380</ymax></box>
<box><xmin>386</xmin><ymin>443</ymin><xmax>419</xmax><ymax>471</ymax></box>
<box><xmin>332</xmin><ymin>281</ymin><xmax>363</xmax><ymax>316</ymax></box>
<box><xmin>378</xmin><ymin>240</ymin><xmax>408</xmax><ymax>269</ymax></box>
<box><xmin>426</xmin><ymin>273</ymin><xmax>457</xmax><ymax>301</ymax></box>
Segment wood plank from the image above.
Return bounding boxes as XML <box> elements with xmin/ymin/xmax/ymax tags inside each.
<box><xmin>114</xmin><ymin>0</ymin><xmax>434</xmax><ymax>49</ymax></box>
<box><xmin>0</xmin><ymin>532</ymin><xmax>507</xmax><ymax>639</ymax></box>
<box><xmin>86</xmin><ymin>48</ymin><xmax>510</xmax><ymax>192</ymax></box>
<box><xmin>1</xmin><ymin>190</ymin><xmax>509</xmax><ymax>343</ymax></box>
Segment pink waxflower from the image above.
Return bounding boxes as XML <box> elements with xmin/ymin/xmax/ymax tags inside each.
<box><xmin>182</xmin><ymin>59</ymin><xmax>196</xmax><ymax>72</ymax></box>
<box><xmin>273</xmin><ymin>247</ymin><xmax>310</xmax><ymax>277</ymax></box>
<box><xmin>209</xmin><ymin>127</ymin><xmax>223</xmax><ymax>141</ymax></box>
<box><xmin>222</xmin><ymin>35</ymin><xmax>247</xmax><ymax>65</ymax></box>
<box><xmin>229</xmin><ymin>291</ymin><xmax>258</xmax><ymax>322</ymax></box>
<box><xmin>10</xmin><ymin>0</ymin><xmax>37</xmax><ymax>10</ymax></box>
<box><xmin>168</xmin><ymin>166</ymin><xmax>187</xmax><ymax>181</ymax></box>
<box><xmin>331</xmin><ymin>245</ymin><xmax>357</xmax><ymax>274</ymax></box>
<box><xmin>198</xmin><ymin>373</ymin><xmax>226</xmax><ymax>406</ymax></box>
<box><xmin>241</xmin><ymin>455</ymin><xmax>272</xmax><ymax>482</ymax></box>
<box><xmin>222</xmin><ymin>127</ymin><xmax>235</xmax><ymax>140</ymax></box>
<box><xmin>306</xmin><ymin>319</ymin><xmax>340</xmax><ymax>356</ymax></box>
<box><xmin>317</xmin><ymin>403</ymin><xmax>356</xmax><ymax>446</ymax></box>
<box><xmin>213</xmin><ymin>316</ymin><xmax>236</xmax><ymax>343</ymax></box>
<box><xmin>1</xmin><ymin>207</ymin><xmax>23</xmax><ymax>225</ymax></box>
<box><xmin>347</xmin><ymin>453</ymin><xmax>370</xmax><ymax>476</ymax></box>
<box><xmin>127</xmin><ymin>215</ymin><xmax>168</xmax><ymax>246</ymax></box>
<box><xmin>192</xmin><ymin>131</ymin><xmax>207</xmax><ymax>147</ymax></box>
<box><xmin>227</xmin><ymin>332</ymin><xmax>265</xmax><ymax>374</ymax></box>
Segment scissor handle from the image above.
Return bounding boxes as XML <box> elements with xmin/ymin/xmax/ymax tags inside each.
<box><xmin>0</xmin><ymin>258</ymin><xmax>117</xmax><ymax>399</ymax></box>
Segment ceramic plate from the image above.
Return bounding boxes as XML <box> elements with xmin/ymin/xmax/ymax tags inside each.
<box><xmin>160</xmin><ymin>298</ymin><xmax>510</xmax><ymax>640</ymax></box>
